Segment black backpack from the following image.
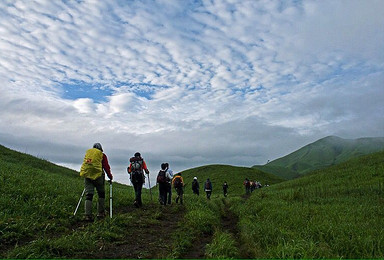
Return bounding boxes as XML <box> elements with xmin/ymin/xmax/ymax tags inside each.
<box><xmin>173</xmin><ymin>177</ymin><xmax>183</xmax><ymax>188</ymax></box>
<box><xmin>157</xmin><ymin>170</ymin><xmax>167</xmax><ymax>184</ymax></box>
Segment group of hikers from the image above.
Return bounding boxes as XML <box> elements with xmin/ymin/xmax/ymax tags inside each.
<box><xmin>79</xmin><ymin>143</ymin><xmax>264</xmax><ymax>221</ymax></box>
<box><xmin>243</xmin><ymin>178</ymin><xmax>263</xmax><ymax>194</ymax></box>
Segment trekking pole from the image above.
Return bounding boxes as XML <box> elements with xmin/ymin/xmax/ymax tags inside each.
<box><xmin>109</xmin><ymin>180</ymin><xmax>112</xmax><ymax>219</ymax></box>
<box><xmin>74</xmin><ymin>188</ymin><xmax>85</xmax><ymax>216</ymax></box>
<box><xmin>147</xmin><ymin>173</ymin><xmax>153</xmax><ymax>201</ymax></box>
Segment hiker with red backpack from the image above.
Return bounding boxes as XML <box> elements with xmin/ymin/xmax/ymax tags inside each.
<box><xmin>205</xmin><ymin>178</ymin><xmax>212</xmax><ymax>200</ymax></box>
<box><xmin>79</xmin><ymin>143</ymin><xmax>113</xmax><ymax>221</ymax></box>
<box><xmin>244</xmin><ymin>178</ymin><xmax>251</xmax><ymax>194</ymax></box>
<box><xmin>127</xmin><ymin>152</ymin><xmax>149</xmax><ymax>208</ymax></box>
<box><xmin>172</xmin><ymin>172</ymin><xmax>184</xmax><ymax>204</ymax></box>
<box><xmin>157</xmin><ymin>163</ymin><xmax>172</xmax><ymax>206</ymax></box>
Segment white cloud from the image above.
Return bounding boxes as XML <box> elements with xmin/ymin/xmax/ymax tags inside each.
<box><xmin>0</xmin><ymin>0</ymin><xmax>383</xmax><ymax>185</ymax></box>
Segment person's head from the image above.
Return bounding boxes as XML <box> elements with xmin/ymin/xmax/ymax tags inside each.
<box><xmin>165</xmin><ymin>162</ymin><xmax>169</xmax><ymax>168</ymax></box>
<box><xmin>194</xmin><ymin>177</ymin><xmax>197</xmax><ymax>180</ymax></box>
<box><xmin>134</xmin><ymin>152</ymin><xmax>141</xmax><ymax>158</ymax></box>
<box><xmin>93</xmin><ymin>143</ymin><xmax>103</xmax><ymax>152</ymax></box>
<box><xmin>161</xmin><ymin>163</ymin><xmax>167</xmax><ymax>170</ymax></box>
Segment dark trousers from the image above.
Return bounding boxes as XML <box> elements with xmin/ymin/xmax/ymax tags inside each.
<box><xmin>206</xmin><ymin>190</ymin><xmax>212</xmax><ymax>199</ymax></box>
<box><xmin>159</xmin><ymin>183</ymin><xmax>168</xmax><ymax>205</ymax></box>
<box><xmin>166</xmin><ymin>183</ymin><xmax>172</xmax><ymax>204</ymax></box>
<box><xmin>193</xmin><ymin>188</ymin><xmax>199</xmax><ymax>195</ymax></box>
<box><xmin>175</xmin><ymin>187</ymin><xmax>183</xmax><ymax>204</ymax></box>
<box><xmin>133</xmin><ymin>181</ymin><xmax>143</xmax><ymax>206</ymax></box>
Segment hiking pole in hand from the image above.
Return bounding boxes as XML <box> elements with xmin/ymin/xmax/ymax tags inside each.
<box><xmin>74</xmin><ymin>188</ymin><xmax>85</xmax><ymax>216</ymax></box>
<box><xmin>108</xmin><ymin>180</ymin><xmax>112</xmax><ymax>219</ymax></box>
<box><xmin>147</xmin><ymin>172</ymin><xmax>153</xmax><ymax>201</ymax></box>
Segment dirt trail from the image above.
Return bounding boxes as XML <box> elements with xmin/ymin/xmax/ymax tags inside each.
<box><xmin>181</xmin><ymin>197</ymin><xmax>250</xmax><ymax>259</ymax></box>
<box><xmin>180</xmin><ymin>231</ymin><xmax>213</xmax><ymax>259</ymax></box>
<box><xmin>221</xmin><ymin>198</ymin><xmax>251</xmax><ymax>258</ymax></box>
<box><xmin>77</xmin><ymin>203</ymin><xmax>186</xmax><ymax>259</ymax></box>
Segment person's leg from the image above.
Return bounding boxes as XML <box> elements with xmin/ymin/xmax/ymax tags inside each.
<box><xmin>167</xmin><ymin>184</ymin><xmax>172</xmax><ymax>204</ymax></box>
<box><xmin>133</xmin><ymin>182</ymin><xmax>140</xmax><ymax>207</ymax></box>
<box><xmin>137</xmin><ymin>182</ymin><xmax>143</xmax><ymax>206</ymax></box>
<box><xmin>179</xmin><ymin>188</ymin><xmax>183</xmax><ymax>204</ymax></box>
<box><xmin>84</xmin><ymin>178</ymin><xmax>95</xmax><ymax>220</ymax></box>
<box><xmin>94</xmin><ymin>177</ymin><xmax>106</xmax><ymax>217</ymax></box>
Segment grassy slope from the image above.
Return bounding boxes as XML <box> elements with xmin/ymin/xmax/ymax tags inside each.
<box><xmin>2</xmin><ymin>143</ymin><xmax>383</xmax><ymax>258</ymax></box>
<box><xmin>0</xmin><ymin>144</ymin><xmax>174</xmax><ymax>258</ymax></box>
<box><xmin>253</xmin><ymin>135</ymin><xmax>384</xmax><ymax>179</ymax></box>
<box><xmin>233</xmin><ymin>150</ymin><xmax>384</xmax><ymax>258</ymax></box>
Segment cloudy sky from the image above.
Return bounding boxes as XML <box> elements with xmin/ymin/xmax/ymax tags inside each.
<box><xmin>1</xmin><ymin>0</ymin><xmax>383</xmax><ymax>185</ymax></box>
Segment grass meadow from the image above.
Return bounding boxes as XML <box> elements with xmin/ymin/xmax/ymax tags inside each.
<box><xmin>1</xmin><ymin>144</ymin><xmax>383</xmax><ymax>258</ymax></box>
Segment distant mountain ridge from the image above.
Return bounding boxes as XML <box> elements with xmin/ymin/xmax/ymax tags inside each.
<box><xmin>253</xmin><ymin>136</ymin><xmax>384</xmax><ymax>179</ymax></box>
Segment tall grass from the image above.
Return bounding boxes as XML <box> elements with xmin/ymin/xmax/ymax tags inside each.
<box><xmin>232</xmin><ymin>151</ymin><xmax>384</xmax><ymax>258</ymax></box>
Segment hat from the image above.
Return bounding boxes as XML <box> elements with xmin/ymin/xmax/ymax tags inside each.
<box><xmin>93</xmin><ymin>143</ymin><xmax>103</xmax><ymax>152</ymax></box>
<box><xmin>194</xmin><ymin>177</ymin><xmax>197</xmax><ymax>180</ymax></box>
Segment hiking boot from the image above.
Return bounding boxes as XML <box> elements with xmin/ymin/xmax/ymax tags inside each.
<box><xmin>84</xmin><ymin>215</ymin><xmax>94</xmax><ymax>222</ymax></box>
<box><xmin>97</xmin><ymin>212</ymin><xmax>106</xmax><ymax>219</ymax></box>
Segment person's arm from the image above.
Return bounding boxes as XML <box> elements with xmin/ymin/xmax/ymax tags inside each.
<box><xmin>142</xmin><ymin>160</ymin><xmax>149</xmax><ymax>174</ymax></box>
<box><xmin>102</xmin><ymin>154</ymin><xmax>113</xmax><ymax>180</ymax></box>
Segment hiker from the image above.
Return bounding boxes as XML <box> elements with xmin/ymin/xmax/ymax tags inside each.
<box><xmin>205</xmin><ymin>178</ymin><xmax>212</xmax><ymax>199</ymax></box>
<box><xmin>250</xmin><ymin>180</ymin><xmax>256</xmax><ymax>192</ymax></box>
<box><xmin>243</xmin><ymin>178</ymin><xmax>251</xmax><ymax>194</ymax></box>
<box><xmin>192</xmin><ymin>176</ymin><xmax>199</xmax><ymax>195</ymax></box>
<box><xmin>165</xmin><ymin>163</ymin><xmax>174</xmax><ymax>204</ymax></box>
<box><xmin>157</xmin><ymin>163</ymin><xmax>172</xmax><ymax>206</ymax></box>
<box><xmin>127</xmin><ymin>152</ymin><xmax>149</xmax><ymax>208</ymax></box>
<box><xmin>79</xmin><ymin>143</ymin><xmax>113</xmax><ymax>221</ymax></box>
<box><xmin>222</xmin><ymin>181</ymin><xmax>228</xmax><ymax>197</ymax></box>
<box><xmin>172</xmin><ymin>172</ymin><xmax>184</xmax><ymax>204</ymax></box>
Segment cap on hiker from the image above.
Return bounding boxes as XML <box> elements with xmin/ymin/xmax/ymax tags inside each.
<box><xmin>93</xmin><ymin>143</ymin><xmax>103</xmax><ymax>152</ymax></box>
<box><xmin>194</xmin><ymin>177</ymin><xmax>197</xmax><ymax>180</ymax></box>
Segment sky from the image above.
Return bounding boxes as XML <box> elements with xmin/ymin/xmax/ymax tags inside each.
<box><xmin>0</xmin><ymin>0</ymin><xmax>383</xmax><ymax>186</ymax></box>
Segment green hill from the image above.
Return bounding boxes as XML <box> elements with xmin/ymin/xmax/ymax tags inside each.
<box><xmin>179</xmin><ymin>164</ymin><xmax>285</xmax><ymax>196</ymax></box>
<box><xmin>232</xmin><ymin>150</ymin><xmax>384</xmax><ymax>258</ymax></box>
<box><xmin>253</xmin><ymin>135</ymin><xmax>384</xmax><ymax>179</ymax></box>
<box><xmin>2</xmin><ymin>143</ymin><xmax>384</xmax><ymax>258</ymax></box>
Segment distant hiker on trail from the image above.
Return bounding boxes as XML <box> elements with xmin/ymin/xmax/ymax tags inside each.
<box><xmin>250</xmin><ymin>180</ymin><xmax>256</xmax><ymax>192</ymax></box>
<box><xmin>157</xmin><ymin>163</ymin><xmax>172</xmax><ymax>206</ymax></box>
<box><xmin>222</xmin><ymin>181</ymin><xmax>228</xmax><ymax>197</ymax></box>
<box><xmin>79</xmin><ymin>143</ymin><xmax>113</xmax><ymax>221</ymax></box>
<box><xmin>192</xmin><ymin>177</ymin><xmax>199</xmax><ymax>195</ymax></box>
<box><xmin>244</xmin><ymin>178</ymin><xmax>251</xmax><ymax>194</ymax></box>
<box><xmin>127</xmin><ymin>152</ymin><xmax>149</xmax><ymax>208</ymax></box>
<box><xmin>165</xmin><ymin>163</ymin><xmax>174</xmax><ymax>204</ymax></box>
<box><xmin>205</xmin><ymin>178</ymin><xmax>212</xmax><ymax>200</ymax></box>
<box><xmin>172</xmin><ymin>172</ymin><xmax>184</xmax><ymax>204</ymax></box>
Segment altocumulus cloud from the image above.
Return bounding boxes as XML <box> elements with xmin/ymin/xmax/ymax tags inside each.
<box><xmin>0</xmin><ymin>0</ymin><xmax>383</xmax><ymax>185</ymax></box>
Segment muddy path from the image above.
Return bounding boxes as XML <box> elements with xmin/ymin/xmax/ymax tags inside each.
<box><xmin>78</xmin><ymin>203</ymin><xmax>186</xmax><ymax>259</ymax></box>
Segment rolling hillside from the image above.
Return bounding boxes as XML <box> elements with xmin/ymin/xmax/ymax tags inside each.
<box><xmin>233</xmin><ymin>150</ymin><xmax>384</xmax><ymax>258</ymax></box>
<box><xmin>1</xmin><ymin>143</ymin><xmax>384</xmax><ymax>258</ymax></box>
<box><xmin>253</xmin><ymin>135</ymin><xmax>384</xmax><ymax>179</ymax></box>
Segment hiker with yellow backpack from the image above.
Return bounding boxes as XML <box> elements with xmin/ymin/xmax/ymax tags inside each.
<box><xmin>79</xmin><ymin>143</ymin><xmax>113</xmax><ymax>221</ymax></box>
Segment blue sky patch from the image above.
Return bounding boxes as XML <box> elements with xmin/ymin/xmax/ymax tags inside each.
<box><xmin>60</xmin><ymin>81</ymin><xmax>114</xmax><ymax>103</ymax></box>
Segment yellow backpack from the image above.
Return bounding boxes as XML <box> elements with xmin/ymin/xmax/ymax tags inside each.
<box><xmin>80</xmin><ymin>148</ymin><xmax>103</xmax><ymax>180</ymax></box>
